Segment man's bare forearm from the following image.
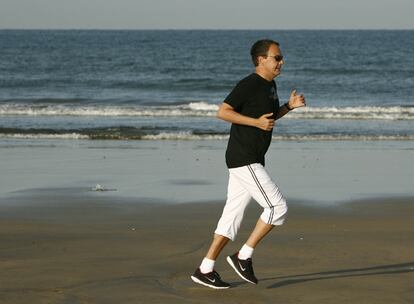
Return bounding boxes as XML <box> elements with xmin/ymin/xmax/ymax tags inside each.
<box><xmin>217</xmin><ymin>104</ymin><xmax>258</xmax><ymax>128</ymax></box>
<box><xmin>217</xmin><ymin>103</ymin><xmax>275</xmax><ymax>131</ymax></box>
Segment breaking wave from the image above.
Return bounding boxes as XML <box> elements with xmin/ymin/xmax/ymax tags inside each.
<box><xmin>0</xmin><ymin>101</ymin><xmax>413</xmax><ymax>120</ymax></box>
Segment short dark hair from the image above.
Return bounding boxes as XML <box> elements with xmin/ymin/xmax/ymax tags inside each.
<box><xmin>250</xmin><ymin>39</ymin><xmax>280</xmax><ymax>66</ymax></box>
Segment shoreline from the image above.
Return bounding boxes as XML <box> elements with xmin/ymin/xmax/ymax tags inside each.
<box><xmin>1</xmin><ymin>139</ymin><xmax>413</xmax><ymax>204</ymax></box>
<box><xmin>1</xmin><ymin>139</ymin><xmax>413</xmax><ymax>302</ymax></box>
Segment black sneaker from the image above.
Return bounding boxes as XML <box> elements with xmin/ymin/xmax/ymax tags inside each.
<box><xmin>226</xmin><ymin>252</ymin><xmax>258</xmax><ymax>284</ymax></box>
<box><xmin>190</xmin><ymin>268</ymin><xmax>231</xmax><ymax>289</ymax></box>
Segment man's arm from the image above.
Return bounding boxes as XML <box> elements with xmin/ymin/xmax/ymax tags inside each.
<box><xmin>275</xmin><ymin>89</ymin><xmax>306</xmax><ymax>120</ymax></box>
<box><xmin>217</xmin><ymin>102</ymin><xmax>275</xmax><ymax>131</ymax></box>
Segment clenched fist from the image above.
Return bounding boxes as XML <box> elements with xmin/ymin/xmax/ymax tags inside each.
<box><xmin>256</xmin><ymin>113</ymin><xmax>275</xmax><ymax>131</ymax></box>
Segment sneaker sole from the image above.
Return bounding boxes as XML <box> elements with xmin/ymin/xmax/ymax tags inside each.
<box><xmin>190</xmin><ymin>276</ymin><xmax>230</xmax><ymax>289</ymax></box>
<box><xmin>226</xmin><ymin>256</ymin><xmax>257</xmax><ymax>284</ymax></box>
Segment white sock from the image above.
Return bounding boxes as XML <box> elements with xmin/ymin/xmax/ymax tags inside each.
<box><xmin>238</xmin><ymin>244</ymin><xmax>254</xmax><ymax>260</ymax></box>
<box><xmin>199</xmin><ymin>257</ymin><xmax>215</xmax><ymax>274</ymax></box>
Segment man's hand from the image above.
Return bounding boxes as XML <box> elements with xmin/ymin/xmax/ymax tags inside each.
<box><xmin>288</xmin><ymin>89</ymin><xmax>306</xmax><ymax>109</ymax></box>
<box><xmin>256</xmin><ymin>113</ymin><xmax>275</xmax><ymax>131</ymax></box>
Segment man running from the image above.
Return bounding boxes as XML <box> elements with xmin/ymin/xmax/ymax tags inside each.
<box><xmin>191</xmin><ymin>39</ymin><xmax>306</xmax><ymax>289</ymax></box>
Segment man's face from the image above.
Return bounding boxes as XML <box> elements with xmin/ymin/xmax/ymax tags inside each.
<box><xmin>259</xmin><ymin>44</ymin><xmax>285</xmax><ymax>78</ymax></box>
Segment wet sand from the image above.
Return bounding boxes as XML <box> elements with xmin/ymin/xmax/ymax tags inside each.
<box><xmin>1</xmin><ymin>139</ymin><xmax>413</xmax><ymax>204</ymax></box>
<box><xmin>0</xmin><ymin>193</ymin><xmax>413</xmax><ymax>304</ymax></box>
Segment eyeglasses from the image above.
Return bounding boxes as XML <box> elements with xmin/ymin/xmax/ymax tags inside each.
<box><xmin>266</xmin><ymin>55</ymin><xmax>284</xmax><ymax>62</ymax></box>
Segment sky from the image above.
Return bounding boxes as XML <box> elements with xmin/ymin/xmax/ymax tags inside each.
<box><xmin>0</xmin><ymin>0</ymin><xmax>413</xmax><ymax>30</ymax></box>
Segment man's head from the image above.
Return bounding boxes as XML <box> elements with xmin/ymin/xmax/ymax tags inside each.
<box><xmin>250</xmin><ymin>39</ymin><xmax>284</xmax><ymax>80</ymax></box>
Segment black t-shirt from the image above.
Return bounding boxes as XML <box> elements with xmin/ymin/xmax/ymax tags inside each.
<box><xmin>224</xmin><ymin>73</ymin><xmax>280</xmax><ymax>168</ymax></box>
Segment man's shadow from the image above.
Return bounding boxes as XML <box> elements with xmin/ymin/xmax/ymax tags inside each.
<box><xmin>232</xmin><ymin>262</ymin><xmax>414</xmax><ymax>288</ymax></box>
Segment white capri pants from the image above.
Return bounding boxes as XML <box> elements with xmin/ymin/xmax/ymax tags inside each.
<box><xmin>214</xmin><ymin>163</ymin><xmax>287</xmax><ymax>241</ymax></box>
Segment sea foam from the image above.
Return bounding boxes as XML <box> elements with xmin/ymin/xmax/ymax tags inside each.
<box><xmin>0</xmin><ymin>102</ymin><xmax>413</xmax><ymax>120</ymax></box>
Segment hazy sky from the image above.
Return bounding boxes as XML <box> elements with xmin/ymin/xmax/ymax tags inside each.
<box><xmin>1</xmin><ymin>0</ymin><xmax>413</xmax><ymax>30</ymax></box>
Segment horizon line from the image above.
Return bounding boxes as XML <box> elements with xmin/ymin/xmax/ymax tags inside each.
<box><xmin>1</xmin><ymin>28</ymin><xmax>413</xmax><ymax>31</ymax></box>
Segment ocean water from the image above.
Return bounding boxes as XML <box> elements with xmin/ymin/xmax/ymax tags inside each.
<box><xmin>0</xmin><ymin>30</ymin><xmax>413</xmax><ymax>141</ymax></box>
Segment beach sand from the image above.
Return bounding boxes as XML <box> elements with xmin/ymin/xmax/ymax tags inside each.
<box><xmin>1</xmin><ymin>139</ymin><xmax>413</xmax><ymax>204</ymax></box>
<box><xmin>0</xmin><ymin>192</ymin><xmax>413</xmax><ymax>304</ymax></box>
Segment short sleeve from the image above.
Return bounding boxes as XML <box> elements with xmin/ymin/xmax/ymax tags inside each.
<box><xmin>224</xmin><ymin>77</ymin><xmax>256</xmax><ymax>111</ymax></box>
